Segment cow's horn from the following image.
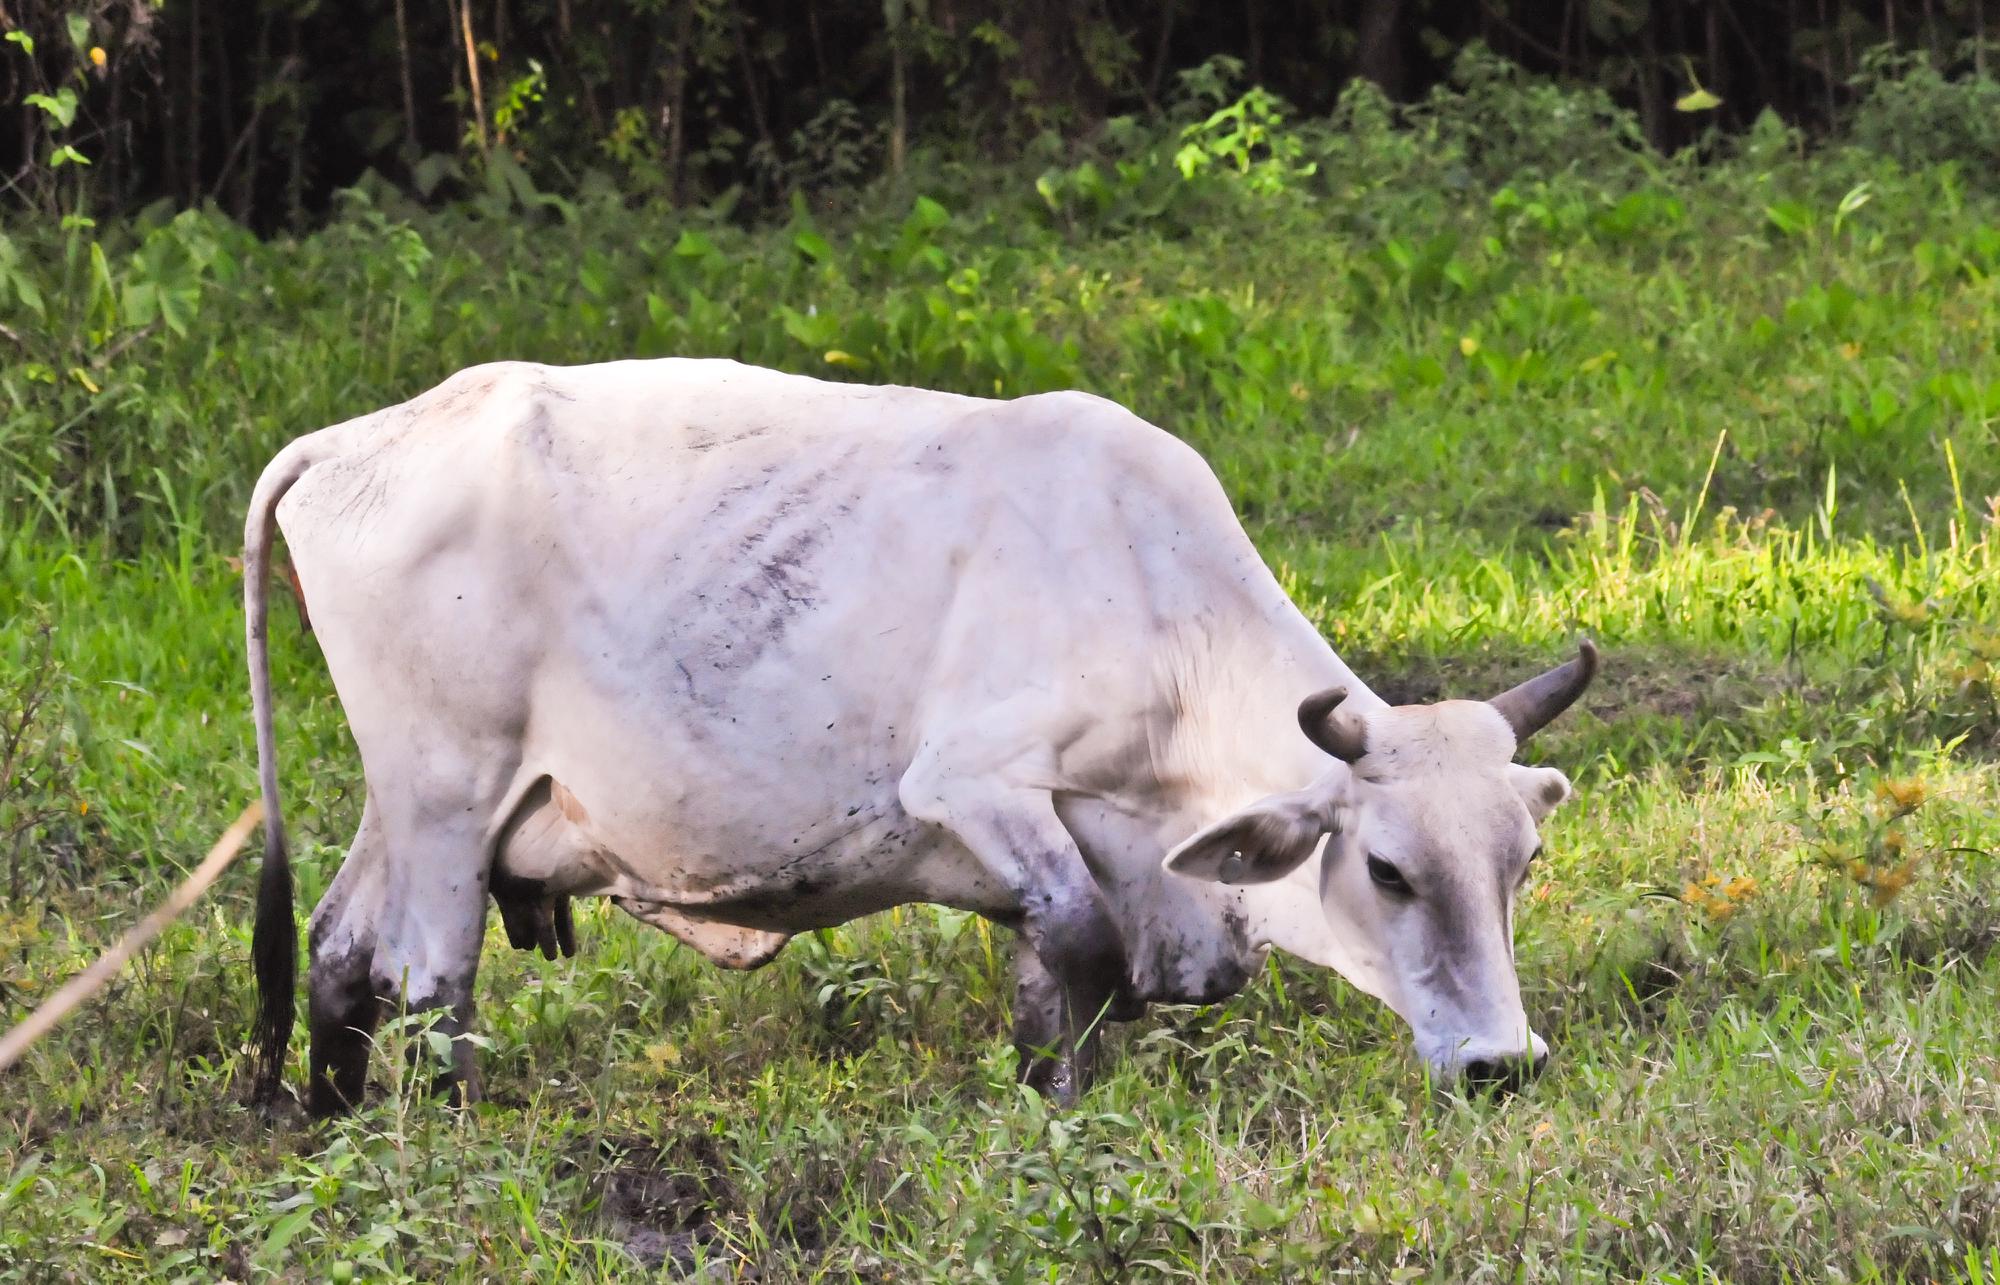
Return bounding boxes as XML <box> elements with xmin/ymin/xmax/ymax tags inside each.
<box><xmin>1298</xmin><ymin>686</ymin><xmax>1368</xmax><ymax>762</ymax></box>
<box><xmin>1489</xmin><ymin>639</ymin><xmax>1599</xmax><ymax>745</ymax></box>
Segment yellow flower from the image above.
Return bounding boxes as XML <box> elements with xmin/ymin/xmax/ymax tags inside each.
<box><xmin>89</xmin><ymin>46</ymin><xmax>106</xmax><ymax>68</ymax></box>
<box><xmin>1868</xmin><ymin>862</ymin><xmax>1918</xmax><ymax>908</ymax></box>
<box><xmin>637</xmin><ymin>1040</ymin><xmax>681</xmax><ymax>1075</ymax></box>
<box><xmin>1874</xmin><ymin>777</ymin><xmax>1928</xmax><ymax>813</ymax></box>
<box><xmin>1723</xmin><ymin>875</ymin><xmax>1759</xmax><ymax>902</ymax></box>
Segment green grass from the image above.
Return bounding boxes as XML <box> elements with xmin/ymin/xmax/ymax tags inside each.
<box><xmin>3</xmin><ymin>81</ymin><xmax>2000</xmax><ymax>1280</ymax></box>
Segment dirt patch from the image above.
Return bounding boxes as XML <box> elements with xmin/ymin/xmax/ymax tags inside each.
<box><xmin>576</xmin><ymin>1129</ymin><xmax>910</xmax><ymax>1278</ymax></box>
<box><xmin>583</xmin><ymin>1131</ymin><xmax>736</xmax><ymax>1275</ymax></box>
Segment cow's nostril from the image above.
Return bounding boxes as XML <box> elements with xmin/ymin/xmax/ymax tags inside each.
<box><xmin>1461</xmin><ymin>1055</ymin><xmax>1534</xmax><ymax>1095</ymax></box>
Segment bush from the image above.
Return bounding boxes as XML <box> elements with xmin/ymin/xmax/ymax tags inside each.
<box><xmin>1847</xmin><ymin>42</ymin><xmax>2000</xmax><ymax>183</ymax></box>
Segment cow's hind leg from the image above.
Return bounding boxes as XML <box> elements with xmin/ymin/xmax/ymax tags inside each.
<box><xmin>368</xmin><ymin>802</ymin><xmax>492</xmax><ymax>1106</ymax></box>
<box><xmin>307</xmin><ymin>777</ymin><xmax>495</xmax><ymax>1113</ymax></box>
<box><xmin>306</xmin><ymin>801</ymin><xmax>388</xmax><ymax>1116</ymax></box>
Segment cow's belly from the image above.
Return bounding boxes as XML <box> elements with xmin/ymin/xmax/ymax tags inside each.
<box><xmin>493</xmin><ymin>684</ymin><xmax>1020</xmax><ymax>933</ymax></box>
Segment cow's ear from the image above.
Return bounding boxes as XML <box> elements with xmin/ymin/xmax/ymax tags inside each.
<box><xmin>1163</xmin><ymin>770</ymin><xmax>1348</xmax><ymax>886</ymax></box>
<box><xmin>1509</xmin><ymin>764</ymin><xmax>1572</xmax><ymax>822</ymax></box>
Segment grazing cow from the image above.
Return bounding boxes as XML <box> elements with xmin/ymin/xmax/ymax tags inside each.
<box><xmin>244</xmin><ymin>359</ymin><xmax>1595</xmax><ymax>1114</ymax></box>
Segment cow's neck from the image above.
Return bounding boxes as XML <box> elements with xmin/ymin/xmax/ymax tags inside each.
<box><xmin>1150</xmin><ymin>594</ymin><xmax>1381</xmax><ymax>801</ymax></box>
<box><xmin>1151</xmin><ymin>594</ymin><xmax>1386</xmax><ymax>979</ymax></box>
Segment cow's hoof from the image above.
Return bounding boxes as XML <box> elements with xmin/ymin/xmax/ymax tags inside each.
<box><xmin>1020</xmin><ymin>1054</ymin><xmax>1083</xmax><ymax>1107</ymax></box>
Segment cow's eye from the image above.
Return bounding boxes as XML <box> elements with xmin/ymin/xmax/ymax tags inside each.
<box><xmin>1366</xmin><ymin>855</ymin><xmax>1410</xmax><ymax>894</ymax></box>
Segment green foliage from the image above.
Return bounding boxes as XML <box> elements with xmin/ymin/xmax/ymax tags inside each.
<box><xmin>1847</xmin><ymin>42</ymin><xmax>2000</xmax><ymax>183</ymax></box>
<box><xmin>3</xmin><ymin>50</ymin><xmax>2000</xmax><ymax>1283</ymax></box>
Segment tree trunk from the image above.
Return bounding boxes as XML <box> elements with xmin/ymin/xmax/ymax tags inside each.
<box><xmin>1013</xmin><ymin>0</ymin><xmax>1100</xmax><ymax>128</ymax></box>
<box><xmin>286</xmin><ymin>12</ymin><xmax>304</xmax><ymax>228</ymax></box>
<box><xmin>210</xmin><ymin>0</ymin><xmax>233</xmax><ymax>204</ymax></box>
<box><xmin>1146</xmin><ymin>0</ymin><xmax>1180</xmax><ymax>110</ymax></box>
<box><xmin>394</xmin><ymin>0</ymin><xmax>418</xmax><ymax>152</ymax></box>
<box><xmin>1636</xmin><ymin>3</ymin><xmax>1665</xmax><ymax>151</ymax></box>
<box><xmin>187</xmin><ymin>0</ymin><xmax>202</xmax><ymax>206</ymax></box>
<box><xmin>666</xmin><ymin>0</ymin><xmax>692</xmax><ymax>203</ymax></box>
<box><xmin>1976</xmin><ymin>0</ymin><xmax>1987</xmax><ymax>80</ymax></box>
<box><xmin>890</xmin><ymin>7</ymin><xmax>907</xmax><ymax>174</ymax></box>
<box><xmin>460</xmin><ymin>0</ymin><xmax>488</xmax><ymax>156</ymax></box>
<box><xmin>734</xmin><ymin>6</ymin><xmax>775</xmax><ymax>162</ymax></box>
<box><xmin>1247</xmin><ymin>0</ymin><xmax>1263</xmax><ymax>86</ymax></box>
<box><xmin>1355</xmin><ymin>0</ymin><xmax>1404</xmax><ymax>98</ymax></box>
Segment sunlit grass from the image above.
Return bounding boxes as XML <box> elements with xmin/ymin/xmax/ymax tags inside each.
<box><xmin>4</xmin><ymin>110</ymin><xmax>2000</xmax><ymax>1280</ymax></box>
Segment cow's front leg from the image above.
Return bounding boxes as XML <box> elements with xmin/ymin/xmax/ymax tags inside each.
<box><xmin>900</xmin><ymin>757</ymin><xmax>1130</xmax><ymax>1104</ymax></box>
<box><xmin>1010</xmin><ymin>933</ymin><xmax>1132</xmax><ymax>1102</ymax></box>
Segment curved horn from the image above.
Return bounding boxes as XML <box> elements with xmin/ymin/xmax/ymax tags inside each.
<box><xmin>1298</xmin><ymin>686</ymin><xmax>1368</xmax><ymax>762</ymax></box>
<box><xmin>1489</xmin><ymin>639</ymin><xmax>1599</xmax><ymax>746</ymax></box>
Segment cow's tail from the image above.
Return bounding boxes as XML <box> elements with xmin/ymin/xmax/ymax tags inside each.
<box><xmin>244</xmin><ymin>438</ymin><xmax>319</xmax><ymax>1103</ymax></box>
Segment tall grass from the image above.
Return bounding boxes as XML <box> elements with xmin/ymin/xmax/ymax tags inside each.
<box><xmin>2</xmin><ymin>58</ymin><xmax>1998</xmax><ymax>1282</ymax></box>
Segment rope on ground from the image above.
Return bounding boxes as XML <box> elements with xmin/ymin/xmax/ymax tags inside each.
<box><xmin>0</xmin><ymin>800</ymin><xmax>265</xmax><ymax>1076</ymax></box>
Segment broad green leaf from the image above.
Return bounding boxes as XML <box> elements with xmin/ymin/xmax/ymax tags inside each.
<box><xmin>121</xmin><ymin>280</ymin><xmax>159</xmax><ymax>328</ymax></box>
<box><xmin>25</xmin><ymin>89</ymin><xmax>79</xmax><ymax>129</ymax></box>
<box><xmin>157</xmin><ymin>284</ymin><xmax>199</xmax><ymax>337</ymax></box>
<box><xmin>909</xmin><ymin>195</ymin><xmax>948</xmax><ymax>229</ymax></box>
<box><xmin>259</xmin><ymin>1205</ymin><xmax>315</xmax><ymax>1261</ymax></box>
<box><xmin>11</xmin><ymin>271</ymin><xmax>45</xmax><ymax>318</ymax></box>
<box><xmin>672</xmin><ymin>229</ymin><xmax>717</xmax><ymax>260</ymax></box>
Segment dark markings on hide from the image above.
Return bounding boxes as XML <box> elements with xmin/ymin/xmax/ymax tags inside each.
<box><xmin>679</xmin><ymin>424</ymin><xmax>774</xmax><ymax>453</ymax></box>
<box><xmin>912</xmin><ymin>442</ymin><xmax>956</xmax><ymax>475</ymax></box>
<box><xmin>424</xmin><ymin>373</ymin><xmax>494</xmax><ymax>420</ymax></box>
<box><xmin>521</xmin><ymin>404</ymin><xmax>557</xmax><ymax>460</ymax></box>
<box><xmin>322</xmin><ymin>460</ymin><xmax>390</xmax><ymax>531</ymax></box>
<box><xmin>1195</xmin><ymin>904</ymin><xmax>1257</xmax><ymax>1003</ymax></box>
<box><xmin>703</xmin><ymin>463</ymin><xmax>786</xmax><ymax>521</ymax></box>
<box><xmin>701</xmin><ymin>486</ymin><xmax>843</xmax><ymax>670</ymax></box>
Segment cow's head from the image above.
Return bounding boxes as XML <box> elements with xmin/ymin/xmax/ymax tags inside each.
<box><xmin>1163</xmin><ymin>642</ymin><xmax>1597</xmax><ymax>1091</ymax></box>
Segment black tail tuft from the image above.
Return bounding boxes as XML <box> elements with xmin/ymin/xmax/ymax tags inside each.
<box><xmin>250</xmin><ymin>824</ymin><xmax>295</xmax><ymax>1103</ymax></box>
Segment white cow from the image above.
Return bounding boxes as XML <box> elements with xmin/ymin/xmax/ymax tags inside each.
<box><xmin>243</xmin><ymin>358</ymin><xmax>1595</xmax><ymax>1114</ymax></box>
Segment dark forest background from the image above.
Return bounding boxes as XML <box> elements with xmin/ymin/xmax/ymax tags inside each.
<box><xmin>3</xmin><ymin>0</ymin><xmax>1995</xmax><ymax>229</ymax></box>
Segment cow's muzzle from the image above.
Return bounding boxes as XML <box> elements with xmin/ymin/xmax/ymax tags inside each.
<box><xmin>1457</xmin><ymin>1033</ymin><xmax>1550</xmax><ymax>1096</ymax></box>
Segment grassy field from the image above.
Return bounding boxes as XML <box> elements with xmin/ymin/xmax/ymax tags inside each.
<box><xmin>3</xmin><ymin>69</ymin><xmax>2000</xmax><ymax>1280</ymax></box>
